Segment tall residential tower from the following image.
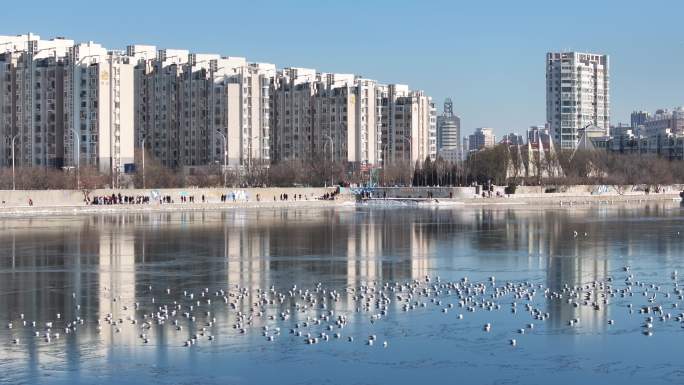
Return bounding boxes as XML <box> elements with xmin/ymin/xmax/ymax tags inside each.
<box><xmin>546</xmin><ymin>52</ymin><xmax>610</xmax><ymax>149</ymax></box>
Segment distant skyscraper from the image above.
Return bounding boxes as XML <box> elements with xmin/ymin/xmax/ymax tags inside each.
<box><xmin>527</xmin><ymin>125</ymin><xmax>549</xmax><ymax>145</ymax></box>
<box><xmin>641</xmin><ymin>107</ymin><xmax>684</xmax><ymax>136</ymax></box>
<box><xmin>501</xmin><ymin>133</ymin><xmax>524</xmax><ymax>145</ymax></box>
<box><xmin>546</xmin><ymin>52</ymin><xmax>610</xmax><ymax>149</ymax></box>
<box><xmin>462</xmin><ymin>137</ymin><xmax>469</xmax><ymax>160</ymax></box>
<box><xmin>630</xmin><ymin>110</ymin><xmax>650</xmax><ymax>129</ymax></box>
<box><xmin>436</xmin><ymin>98</ymin><xmax>461</xmax><ymax>156</ymax></box>
<box><xmin>468</xmin><ymin>128</ymin><xmax>496</xmax><ymax>151</ymax></box>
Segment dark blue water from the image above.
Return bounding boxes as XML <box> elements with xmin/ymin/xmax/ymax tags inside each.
<box><xmin>1</xmin><ymin>203</ymin><xmax>684</xmax><ymax>385</ymax></box>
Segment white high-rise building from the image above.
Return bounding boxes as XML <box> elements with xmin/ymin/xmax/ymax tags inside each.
<box><xmin>1</xmin><ymin>32</ymin><xmax>436</xmax><ymax>179</ymax></box>
<box><xmin>378</xmin><ymin>84</ymin><xmax>436</xmax><ymax>165</ymax></box>
<box><xmin>546</xmin><ymin>52</ymin><xmax>610</xmax><ymax>149</ymax></box>
<box><xmin>64</xmin><ymin>42</ymin><xmax>136</xmax><ymax>180</ymax></box>
<box><xmin>210</xmin><ymin>61</ymin><xmax>274</xmax><ymax>167</ymax></box>
<box><xmin>312</xmin><ymin>73</ymin><xmax>380</xmax><ymax>165</ymax></box>
<box><xmin>271</xmin><ymin>70</ymin><xmax>384</xmax><ymax>166</ymax></box>
<box><xmin>133</xmin><ymin>50</ymin><xmax>273</xmax><ymax>169</ymax></box>
<box><xmin>436</xmin><ymin>98</ymin><xmax>460</xmax><ymax>162</ymax></box>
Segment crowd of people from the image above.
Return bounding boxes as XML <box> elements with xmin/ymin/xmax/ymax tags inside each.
<box><xmin>85</xmin><ymin>189</ymin><xmax>337</xmax><ymax>206</ymax></box>
<box><xmin>220</xmin><ymin>190</ymin><xmax>249</xmax><ymax>202</ymax></box>
<box><xmin>90</xmin><ymin>193</ymin><xmax>151</xmax><ymax>205</ymax></box>
<box><xmin>320</xmin><ymin>190</ymin><xmax>340</xmax><ymax>200</ymax></box>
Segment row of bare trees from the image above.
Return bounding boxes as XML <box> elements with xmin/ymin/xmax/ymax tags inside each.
<box><xmin>6</xmin><ymin>144</ymin><xmax>683</xmax><ymax>190</ymax></box>
<box><xmin>462</xmin><ymin>144</ymin><xmax>684</xmax><ymax>187</ymax></box>
<box><xmin>0</xmin><ymin>166</ymin><xmax>109</xmax><ymax>190</ymax></box>
<box><xmin>0</xmin><ymin>153</ymin><xmax>362</xmax><ymax>190</ymax></box>
<box><xmin>405</xmin><ymin>144</ymin><xmax>684</xmax><ymax>188</ymax></box>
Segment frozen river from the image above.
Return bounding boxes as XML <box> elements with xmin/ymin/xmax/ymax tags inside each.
<box><xmin>1</xmin><ymin>202</ymin><xmax>684</xmax><ymax>384</ymax></box>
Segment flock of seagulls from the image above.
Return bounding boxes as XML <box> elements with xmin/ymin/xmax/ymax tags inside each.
<box><xmin>4</xmin><ymin>267</ymin><xmax>684</xmax><ymax>350</ymax></box>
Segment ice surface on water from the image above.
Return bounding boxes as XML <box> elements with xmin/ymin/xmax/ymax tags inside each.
<box><xmin>1</xmin><ymin>203</ymin><xmax>684</xmax><ymax>385</ymax></box>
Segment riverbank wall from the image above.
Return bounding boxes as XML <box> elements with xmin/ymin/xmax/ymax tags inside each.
<box><xmin>0</xmin><ymin>187</ymin><xmax>337</xmax><ymax>207</ymax></box>
<box><xmin>0</xmin><ymin>185</ymin><xmax>680</xmax><ymax>217</ymax></box>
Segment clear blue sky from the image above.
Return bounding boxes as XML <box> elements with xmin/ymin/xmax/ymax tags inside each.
<box><xmin>5</xmin><ymin>0</ymin><xmax>683</xmax><ymax>137</ymax></box>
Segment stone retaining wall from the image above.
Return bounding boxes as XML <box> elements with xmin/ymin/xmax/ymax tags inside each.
<box><xmin>0</xmin><ymin>187</ymin><xmax>336</xmax><ymax>207</ymax></box>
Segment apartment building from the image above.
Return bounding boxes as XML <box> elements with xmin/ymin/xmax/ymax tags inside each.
<box><xmin>271</xmin><ymin>73</ymin><xmax>433</xmax><ymax>167</ymax></box>
<box><xmin>133</xmin><ymin>50</ymin><xmax>272</xmax><ymax>169</ymax></box>
<box><xmin>0</xmin><ymin>34</ymin><xmax>73</xmax><ymax>168</ymax></box>
<box><xmin>501</xmin><ymin>132</ymin><xmax>524</xmax><ymax>145</ymax></box>
<box><xmin>546</xmin><ymin>52</ymin><xmax>610</xmax><ymax>149</ymax></box>
<box><xmin>642</xmin><ymin>107</ymin><xmax>684</xmax><ymax>136</ymax></box>
<box><xmin>210</xmin><ymin>61</ymin><xmax>275</xmax><ymax>167</ymax></box>
<box><xmin>311</xmin><ymin>73</ymin><xmax>380</xmax><ymax>165</ymax></box>
<box><xmin>630</xmin><ymin>110</ymin><xmax>650</xmax><ymax>130</ymax></box>
<box><xmin>1</xmin><ymin>32</ymin><xmax>436</xmax><ymax>177</ymax></box>
<box><xmin>270</xmin><ymin>67</ymin><xmax>317</xmax><ymax>162</ymax></box>
<box><xmin>63</xmin><ymin>42</ymin><xmax>136</xmax><ymax>180</ymax></box>
<box><xmin>378</xmin><ymin>84</ymin><xmax>436</xmax><ymax>165</ymax></box>
<box><xmin>527</xmin><ymin>125</ymin><xmax>549</xmax><ymax>145</ymax></box>
<box><xmin>0</xmin><ymin>35</ymin><xmax>136</xmax><ymax>182</ymax></box>
<box><xmin>134</xmin><ymin>48</ymin><xmax>189</xmax><ymax>168</ymax></box>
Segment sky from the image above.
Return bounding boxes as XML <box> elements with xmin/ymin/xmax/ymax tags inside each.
<box><xmin>4</xmin><ymin>0</ymin><xmax>683</xmax><ymax>137</ymax></box>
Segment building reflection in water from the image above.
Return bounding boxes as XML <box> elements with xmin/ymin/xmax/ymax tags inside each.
<box><xmin>1</xmin><ymin>203</ymin><xmax>684</xmax><ymax>360</ymax></box>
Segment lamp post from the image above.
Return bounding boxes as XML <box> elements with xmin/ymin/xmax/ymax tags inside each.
<box><xmin>141</xmin><ymin>135</ymin><xmax>147</xmax><ymax>189</ymax></box>
<box><xmin>247</xmin><ymin>135</ymin><xmax>263</xmax><ymax>187</ymax></box>
<box><xmin>10</xmin><ymin>133</ymin><xmax>19</xmax><ymax>190</ymax></box>
<box><xmin>401</xmin><ymin>136</ymin><xmax>412</xmax><ymax>186</ymax></box>
<box><xmin>216</xmin><ymin>129</ymin><xmax>227</xmax><ymax>187</ymax></box>
<box><xmin>381</xmin><ymin>143</ymin><xmax>389</xmax><ymax>186</ymax></box>
<box><xmin>72</xmin><ymin>129</ymin><xmax>80</xmax><ymax>190</ymax></box>
<box><xmin>322</xmin><ymin>134</ymin><xmax>334</xmax><ymax>187</ymax></box>
<box><xmin>69</xmin><ymin>54</ymin><xmax>100</xmax><ymax>191</ymax></box>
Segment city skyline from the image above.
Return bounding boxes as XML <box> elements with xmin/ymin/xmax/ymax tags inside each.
<box><xmin>3</xmin><ymin>0</ymin><xmax>683</xmax><ymax>138</ymax></box>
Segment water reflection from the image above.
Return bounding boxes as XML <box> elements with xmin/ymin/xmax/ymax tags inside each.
<box><xmin>1</xmin><ymin>203</ymin><xmax>684</xmax><ymax>384</ymax></box>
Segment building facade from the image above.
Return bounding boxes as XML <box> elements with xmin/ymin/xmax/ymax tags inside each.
<box><xmin>630</xmin><ymin>110</ymin><xmax>650</xmax><ymax>129</ymax></box>
<box><xmin>378</xmin><ymin>84</ymin><xmax>436</xmax><ymax>165</ymax></box>
<box><xmin>436</xmin><ymin>98</ymin><xmax>460</xmax><ymax>162</ymax></box>
<box><xmin>501</xmin><ymin>132</ymin><xmax>524</xmax><ymax>145</ymax></box>
<box><xmin>546</xmin><ymin>52</ymin><xmax>610</xmax><ymax>149</ymax></box>
<box><xmin>468</xmin><ymin>127</ymin><xmax>496</xmax><ymax>151</ymax></box>
<box><xmin>63</xmin><ymin>42</ymin><xmax>136</xmax><ymax>180</ymax></box>
<box><xmin>1</xmin><ymin>32</ymin><xmax>436</xmax><ymax>180</ymax></box>
<box><xmin>271</xmin><ymin>73</ymin><xmax>432</xmax><ymax>167</ymax></box>
<box><xmin>0</xmin><ymin>34</ymin><xmax>73</xmax><ymax>168</ymax></box>
<box><xmin>642</xmin><ymin>107</ymin><xmax>684</xmax><ymax>136</ymax></box>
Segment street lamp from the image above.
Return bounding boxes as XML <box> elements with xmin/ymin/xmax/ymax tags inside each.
<box><xmin>72</xmin><ymin>129</ymin><xmax>80</xmax><ymax>190</ymax></box>
<box><xmin>322</xmin><ymin>134</ymin><xmax>334</xmax><ymax>187</ymax></box>
<box><xmin>216</xmin><ymin>129</ymin><xmax>227</xmax><ymax>187</ymax></box>
<box><xmin>10</xmin><ymin>133</ymin><xmax>19</xmax><ymax>190</ymax></box>
<box><xmin>68</xmin><ymin>54</ymin><xmax>100</xmax><ymax>191</ymax></box>
<box><xmin>246</xmin><ymin>135</ymin><xmax>264</xmax><ymax>187</ymax></box>
<box><xmin>401</xmin><ymin>136</ymin><xmax>412</xmax><ymax>186</ymax></box>
<box><xmin>141</xmin><ymin>135</ymin><xmax>147</xmax><ymax>189</ymax></box>
<box><xmin>381</xmin><ymin>143</ymin><xmax>389</xmax><ymax>186</ymax></box>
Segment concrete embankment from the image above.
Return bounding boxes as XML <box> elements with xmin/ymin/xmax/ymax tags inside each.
<box><xmin>0</xmin><ymin>187</ymin><xmax>342</xmax><ymax>217</ymax></box>
<box><xmin>0</xmin><ymin>187</ymin><xmax>336</xmax><ymax>207</ymax></box>
<box><xmin>0</xmin><ymin>185</ymin><xmax>680</xmax><ymax>217</ymax></box>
